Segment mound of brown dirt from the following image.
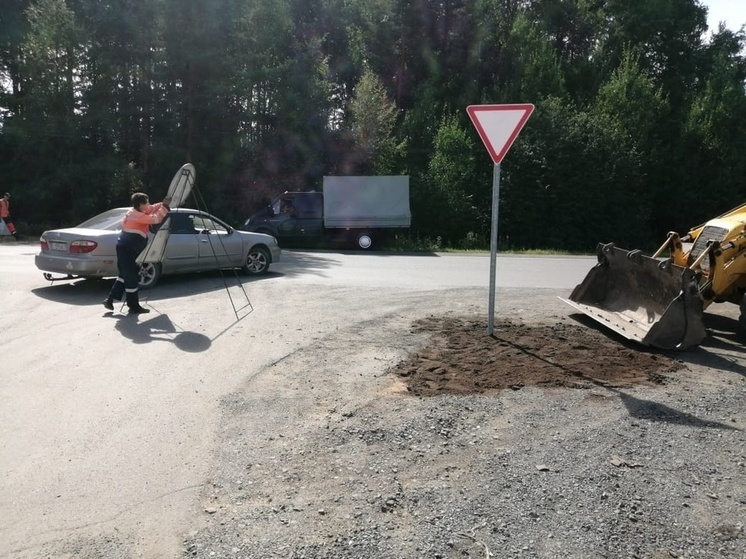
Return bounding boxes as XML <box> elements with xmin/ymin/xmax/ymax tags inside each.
<box><xmin>392</xmin><ymin>316</ymin><xmax>685</xmax><ymax>396</ymax></box>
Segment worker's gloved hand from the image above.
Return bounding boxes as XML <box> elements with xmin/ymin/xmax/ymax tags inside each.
<box><xmin>163</xmin><ymin>195</ymin><xmax>172</xmax><ymax>209</ymax></box>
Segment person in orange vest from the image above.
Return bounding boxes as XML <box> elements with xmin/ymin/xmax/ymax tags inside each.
<box><xmin>0</xmin><ymin>192</ymin><xmax>19</xmax><ymax>240</ymax></box>
<box><xmin>103</xmin><ymin>192</ymin><xmax>172</xmax><ymax>314</ymax></box>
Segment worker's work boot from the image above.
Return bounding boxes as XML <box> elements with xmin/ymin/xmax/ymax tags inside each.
<box><xmin>128</xmin><ymin>306</ymin><xmax>150</xmax><ymax>314</ymax></box>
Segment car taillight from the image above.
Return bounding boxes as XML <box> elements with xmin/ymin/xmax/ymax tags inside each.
<box><xmin>40</xmin><ymin>236</ymin><xmax>49</xmax><ymax>250</ymax></box>
<box><xmin>70</xmin><ymin>240</ymin><xmax>98</xmax><ymax>254</ymax></box>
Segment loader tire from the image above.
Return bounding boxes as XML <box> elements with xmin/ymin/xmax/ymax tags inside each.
<box><xmin>739</xmin><ymin>294</ymin><xmax>746</xmax><ymax>335</ymax></box>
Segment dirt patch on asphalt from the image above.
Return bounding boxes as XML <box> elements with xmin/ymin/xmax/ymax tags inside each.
<box><xmin>393</xmin><ymin>316</ymin><xmax>685</xmax><ymax>396</ymax></box>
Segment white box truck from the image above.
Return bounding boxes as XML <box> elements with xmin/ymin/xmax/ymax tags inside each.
<box><xmin>243</xmin><ymin>176</ymin><xmax>411</xmax><ymax>249</ymax></box>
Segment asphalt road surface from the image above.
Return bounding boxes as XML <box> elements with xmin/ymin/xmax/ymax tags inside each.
<box><xmin>0</xmin><ymin>241</ymin><xmax>595</xmax><ymax>558</ymax></box>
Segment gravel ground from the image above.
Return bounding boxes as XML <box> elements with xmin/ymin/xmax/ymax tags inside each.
<box><xmin>181</xmin><ymin>290</ymin><xmax>745</xmax><ymax>559</ymax></box>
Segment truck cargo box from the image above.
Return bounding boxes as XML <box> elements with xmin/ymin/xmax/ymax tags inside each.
<box><xmin>322</xmin><ymin>176</ymin><xmax>411</xmax><ymax>229</ymax></box>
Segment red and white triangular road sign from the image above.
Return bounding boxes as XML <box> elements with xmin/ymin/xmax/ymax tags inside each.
<box><xmin>466</xmin><ymin>104</ymin><xmax>534</xmax><ymax>165</ymax></box>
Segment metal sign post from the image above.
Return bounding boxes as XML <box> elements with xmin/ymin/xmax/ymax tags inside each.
<box><xmin>488</xmin><ymin>163</ymin><xmax>500</xmax><ymax>335</ymax></box>
<box><xmin>466</xmin><ymin>104</ymin><xmax>535</xmax><ymax>335</ymax></box>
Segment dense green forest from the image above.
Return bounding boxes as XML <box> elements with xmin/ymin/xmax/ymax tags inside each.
<box><xmin>1</xmin><ymin>0</ymin><xmax>745</xmax><ymax>250</ymax></box>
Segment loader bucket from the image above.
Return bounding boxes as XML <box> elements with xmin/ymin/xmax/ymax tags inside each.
<box><xmin>560</xmin><ymin>243</ymin><xmax>706</xmax><ymax>350</ymax></box>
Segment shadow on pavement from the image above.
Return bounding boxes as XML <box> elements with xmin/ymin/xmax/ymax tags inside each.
<box><xmin>568</xmin><ymin>312</ymin><xmax>743</xmax><ymax>428</ymax></box>
<box><xmin>603</xmin><ymin>387</ymin><xmax>740</xmax><ymax>431</ymax></box>
<box><xmin>569</xmin><ymin>311</ymin><xmax>746</xmax><ymax>377</ymax></box>
<box><xmin>31</xmin><ymin>269</ymin><xmax>280</xmax><ymax>306</ymax></box>
<box><xmin>107</xmin><ymin>311</ymin><xmax>212</xmax><ymax>352</ymax></box>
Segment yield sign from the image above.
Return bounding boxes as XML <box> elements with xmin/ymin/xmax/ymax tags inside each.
<box><xmin>466</xmin><ymin>104</ymin><xmax>534</xmax><ymax>164</ymax></box>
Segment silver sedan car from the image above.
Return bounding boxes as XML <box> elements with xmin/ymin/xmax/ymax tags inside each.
<box><xmin>35</xmin><ymin>207</ymin><xmax>281</xmax><ymax>288</ymax></box>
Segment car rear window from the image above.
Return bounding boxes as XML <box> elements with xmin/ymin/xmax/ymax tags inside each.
<box><xmin>77</xmin><ymin>208</ymin><xmax>127</xmax><ymax>230</ymax></box>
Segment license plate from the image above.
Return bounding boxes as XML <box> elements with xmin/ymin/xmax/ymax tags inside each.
<box><xmin>51</xmin><ymin>242</ymin><xmax>67</xmax><ymax>251</ymax></box>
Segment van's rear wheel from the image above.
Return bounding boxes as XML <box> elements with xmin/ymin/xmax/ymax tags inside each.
<box><xmin>357</xmin><ymin>232</ymin><xmax>373</xmax><ymax>250</ymax></box>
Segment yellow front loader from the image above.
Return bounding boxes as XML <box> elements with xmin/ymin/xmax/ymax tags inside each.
<box><xmin>561</xmin><ymin>203</ymin><xmax>746</xmax><ymax>350</ymax></box>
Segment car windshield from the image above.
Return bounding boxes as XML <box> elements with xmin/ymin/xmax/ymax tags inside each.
<box><xmin>76</xmin><ymin>208</ymin><xmax>127</xmax><ymax>230</ymax></box>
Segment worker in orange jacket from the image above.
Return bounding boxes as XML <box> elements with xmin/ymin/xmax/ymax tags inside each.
<box><xmin>0</xmin><ymin>192</ymin><xmax>19</xmax><ymax>240</ymax></box>
<box><xmin>103</xmin><ymin>192</ymin><xmax>171</xmax><ymax>314</ymax></box>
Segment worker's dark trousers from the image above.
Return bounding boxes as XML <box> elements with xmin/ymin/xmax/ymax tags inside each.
<box><xmin>108</xmin><ymin>245</ymin><xmax>142</xmax><ymax>308</ymax></box>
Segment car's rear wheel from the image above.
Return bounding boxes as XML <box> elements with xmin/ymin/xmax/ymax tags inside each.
<box><xmin>139</xmin><ymin>262</ymin><xmax>162</xmax><ymax>289</ymax></box>
<box><xmin>243</xmin><ymin>246</ymin><xmax>270</xmax><ymax>275</ymax></box>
